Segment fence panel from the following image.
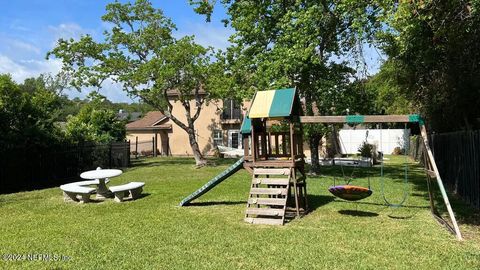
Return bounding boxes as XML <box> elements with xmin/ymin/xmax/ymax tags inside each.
<box><xmin>411</xmin><ymin>130</ymin><xmax>480</xmax><ymax>209</ymax></box>
<box><xmin>130</xmin><ymin>139</ymin><xmax>157</xmax><ymax>158</ymax></box>
<box><xmin>0</xmin><ymin>141</ymin><xmax>130</xmax><ymax>194</ymax></box>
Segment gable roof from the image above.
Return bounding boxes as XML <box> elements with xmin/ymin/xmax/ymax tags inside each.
<box><xmin>126</xmin><ymin>111</ymin><xmax>171</xmax><ymax>131</ymax></box>
<box><xmin>248</xmin><ymin>88</ymin><xmax>301</xmax><ymax>118</ymax></box>
<box><xmin>117</xmin><ymin>112</ymin><xmax>143</xmax><ymax>122</ymax></box>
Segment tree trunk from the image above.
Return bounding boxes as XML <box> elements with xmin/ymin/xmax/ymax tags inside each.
<box><xmin>151</xmin><ymin>92</ymin><xmax>208</xmax><ymax>167</ymax></box>
<box><xmin>304</xmin><ymin>92</ymin><xmax>321</xmax><ymax>174</ymax></box>
<box><xmin>187</xmin><ymin>127</ymin><xmax>207</xmax><ymax>167</ymax></box>
<box><xmin>309</xmin><ymin>133</ymin><xmax>322</xmax><ymax>174</ymax></box>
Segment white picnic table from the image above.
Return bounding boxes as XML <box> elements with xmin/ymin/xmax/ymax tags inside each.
<box><xmin>80</xmin><ymin>167</ymin><xmax>122</xmax><ymax>199</ymax></box>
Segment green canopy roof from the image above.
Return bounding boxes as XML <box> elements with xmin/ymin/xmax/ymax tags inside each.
<box><xmin>240</xmin><ymin>116</ymin><xmax>251</xmax><ymax>134</ymax></box>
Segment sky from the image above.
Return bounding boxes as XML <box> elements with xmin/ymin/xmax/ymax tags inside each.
<box><xmin>0</xmin><ymin>0</ymin><xmax>382</xmax><ymax>103</ymax></box>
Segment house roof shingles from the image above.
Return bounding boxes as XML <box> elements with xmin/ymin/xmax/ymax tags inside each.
<box><xmin>126</xmin><ymin>111</ymin><xmax>172</xmax><ymax>131</ymax></box>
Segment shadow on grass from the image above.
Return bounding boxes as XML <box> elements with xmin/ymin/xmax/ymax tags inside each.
<box><xmin>338</xmin><ymin>209</ymin><xmax>379</xmax><ymax>217</ymax></box>
<box><xmin>338</xmin><ymin>200</ymin><xmax>429</xmax><ymax>210</ymax></box>
<box><xmin>307</xmin><ymin>194</ymin><xmax>335</xmax><ymax>211</ymax></box>
<box><xmin>88</xmin><ymin>193</ymin><xmax>151</xmax><ymax>203</ymax></box>
<box><xmin>187</xmin><ymin>200</ymin><xmax>246</xmax><ymax>206</ymax></box>
<box><xmin>135</xmin><ymin>193</ymin><xmax>151</xmax><ymax>200</ymax></box>
<box><xmin>387</xmin><ymin>214</ymin><xmax>414</xmax><ymax>219</ymax></box>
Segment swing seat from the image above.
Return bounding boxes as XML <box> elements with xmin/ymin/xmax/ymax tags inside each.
<box><xmin>328</xmin><ymin>185</ymin><xmax>373</xmax><ymax>201</ymax></box>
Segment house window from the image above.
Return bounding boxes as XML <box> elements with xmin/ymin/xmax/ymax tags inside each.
<box><xmin>228</xmin><ymin>130</ymin><xmax>242</xmax><ymax>149</ymax></box>
<box><xmin>213</xmin><ymin>130</ymin><xmax>223</xmax><ymax>146</ymax></box>
<box><xmin>222</xmin><ymin>99</ymin><xmax>242</xmax><ymax>120</ymax></box>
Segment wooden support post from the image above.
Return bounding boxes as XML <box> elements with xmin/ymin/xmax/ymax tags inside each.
<box><xmin>262</xmin><ymin>120</ymin><xmax>268</xmax><ymax>159</ymax></box>
<box><xmin>275</xmin><ymin>135</ymin><xmax>279</xmax><ymax>155</ymax></box>
<box><xmin>420</xmin><ymin>125</ymin><xmax>462</xmax><ymax>240</ymax></box>
<box><xmin>251</xmin><ymin>123</ymin><xmax>257</xmax><ymax>163</ymax></box>
<box><xmin>268</xmin><ymin>132</ymin><xmax>272</xmax><ymax>156</ymax></box>
<box><xmin>292</xmin><ymin>168</ymin><xmax>300</xmax><ymax>217</ymax></box>
<box><xmin>290</xmin><ymin>123</ymin><xmax>295</xmax><ymax>165</ymax></box>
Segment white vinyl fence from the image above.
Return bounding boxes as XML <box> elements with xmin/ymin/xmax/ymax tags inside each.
<box><xmin>338</xmin><ymin>129</ymin><xmax>410</xmax><ymax>155</ymax></box>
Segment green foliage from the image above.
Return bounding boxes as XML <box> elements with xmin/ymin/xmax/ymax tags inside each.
<box><xmin>58</xmin><ymin>96</ymin><xmax>152</xmax><ymax>122</ymax></box>
<box><xmin>0</xmin><ymin>75</ymin><xmax>28</xmax><ymax>145</ymax></box>
<box><xmin>19</xmin><ymin>73</ymin><xmax>71</xmax><ymax>95</ymax></box>
<box><xmin>364</xmin><ymin>60</ymin><xmax>412</xmax><ymax>115</ymax></box>
<box><xmin>189</xmin><ymin>0</ymin><xmax>215</xmax><ymax>22</ymax></box>
<box><xmin>357</xmin><ymin>141</ymin><xmax>374</xmax><ymax>158</ymax></box>
<box><xmin>64</xmin><ymin>92</ymin><xmax>126</xmax><ymax>143</ymax></box>
<box><xmin>376</xmin><ymin>0</ymin><xmax>480</xmax><ymax>131</ymax></box>
<box><xmin>0</xmin><ymin>74</ymin><xmax>63</xmax><ymax>147</ymax></box>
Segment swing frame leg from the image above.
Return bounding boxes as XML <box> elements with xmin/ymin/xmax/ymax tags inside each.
<box><xmin>421</xmin><ymin>125</ymin><xmax>463</xmax><ymax>240</ymax></box>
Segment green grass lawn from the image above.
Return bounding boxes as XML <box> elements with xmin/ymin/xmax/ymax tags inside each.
<box><xmin>1</xmin><ymin>156</ymin><xmax>479</xmax><ymax>269</ymax></box>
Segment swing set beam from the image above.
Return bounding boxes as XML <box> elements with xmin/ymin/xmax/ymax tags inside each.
<box><xmin>299</xmin><ymin>113</ymin><xmax>463</xmax><ymax>241</ymax></box>
<box><xmin>300</xmin><ymin>114</ymin><xmax>423</xmax><ymax>124</ymax></box>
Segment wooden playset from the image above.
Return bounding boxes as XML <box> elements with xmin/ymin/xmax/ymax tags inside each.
<box><xmin>180</xmin><ymin>88</ymin><xmax>462</xmax><ymax>240</ymax></box>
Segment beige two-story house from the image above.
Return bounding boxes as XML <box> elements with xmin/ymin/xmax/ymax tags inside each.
<box><xmin>126</xmin><ymin>98</ymin><xmax>247</xmax><ymax>157</ymax></box>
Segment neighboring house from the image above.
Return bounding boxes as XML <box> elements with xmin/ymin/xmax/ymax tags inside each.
<box><xmin>126</xmin><ymin>111</ymin><xmax>172</xmax><ymax>156</ymax></box>
<box><xmin>126</xmin><ymin>99</ymin><xmax>247</xmax><ymax>157</ymax></box>
<box><xmin>117</xmin><ymin>110</ymin><xmax>143</xmax><ymax>122</ymax></box>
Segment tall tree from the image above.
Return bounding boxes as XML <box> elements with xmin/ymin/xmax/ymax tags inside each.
<box><xmin>0</xmin><ymin>74</ymin><xmax>63</xmax><ymax>147</ymax></box>
<box><xmin>48</xmin><ymin>0</ymin><xmax>222</xmax><ymax>166</ymax></box>
<box><xmin>376</xmin><ymin>0</ymin><xmax>480</xmax><ymax>131</ymax></box>
<box><xmin>191</xmin><ymin>0</ymin><xmax>382</xmax><ymax>172</ymax></box>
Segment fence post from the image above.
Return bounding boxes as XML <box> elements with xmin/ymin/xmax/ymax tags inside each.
<box><xmin>109</xmin><ymin>143</ymin><xmax>112</xmax><ymax>168</ymax></box>
<box><xmin>152</xmin><ymin>137</ymin><xmax>155</xmax><ymax>157</ymax></box>
<box><xmin>127</xmin><ymin>140</ymin><xmax>131</xmax><ymax>167</ymax></box>
<box><xmin>135</xmin><ymin>136</ymin><xmax>138</xmax><ymax>159</ymax></box>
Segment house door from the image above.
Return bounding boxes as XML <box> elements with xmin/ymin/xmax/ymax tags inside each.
<box><xmin>228</xmin><ymin>130</ymin><xmax>242</xmax><ymax>149</ymax></box>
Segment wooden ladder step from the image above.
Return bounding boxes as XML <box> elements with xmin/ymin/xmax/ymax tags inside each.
<box><xmin>246</xmin><ymin>208</ymin><xmax>285</xmax><ymax>217</ymax></box>
<box><xmin>253</xmin><ymin>168</ymin><xmax>290</xmax><ymax>176</ymax></box>
<box><xmin>244</xmin><ymin>217</ymin><xmax>284</xmax><ymax>225</ymax></box>
<box><xmin>248</xmin><ymin>198</ymin><xmax>286</xmax><ymax>206</ymax></box>
<box><xmin>249</xmin><ymin>188</ymin><xmax>288</xmax><ymax>196</ymax></box>
<box><xmin>253</xmin><ymin>178</ymin><xmax>290</xmax><ymax>185</ymax></box>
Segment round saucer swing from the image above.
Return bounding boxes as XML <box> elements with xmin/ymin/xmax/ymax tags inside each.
<box><xmin>328</xmin><ymin>127</ymin><xmax>373</xmax><ymax>202</ymax></box>
<box><xmin>328</xmin><ymin>185</ymin><xmax>372</xmax><ymax>201</ymax></box>
<box><xmin>327</xmin><ymin>124</ymin><xmax>410</xmax><ymax>205</ymax></box>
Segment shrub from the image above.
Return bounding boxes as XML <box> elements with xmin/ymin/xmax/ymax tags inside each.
<box><xmin>392</xmin><ymin>147</ymin><xmax>404</xmax><ymax>155</ymax></box>
<box><xmin>358</xmin><ymin>142</ymin><xmax>374</xmax><ymax>158</ymax></box>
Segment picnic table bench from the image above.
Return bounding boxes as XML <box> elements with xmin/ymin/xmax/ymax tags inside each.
<box><xmin>60</xmin><ymin>184</ymin><xmax>96</xmax><ymax>203</ymax></box>
<box><xmin>109</xmin><ymin>182</ymin><xmax>145</xmax><ymax>202</ymax></box>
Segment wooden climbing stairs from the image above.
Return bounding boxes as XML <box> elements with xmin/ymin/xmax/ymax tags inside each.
<box><xmin>245</xmin><ymin>167</ymin><xmax>307</xmax><ymax>225</ymax></box>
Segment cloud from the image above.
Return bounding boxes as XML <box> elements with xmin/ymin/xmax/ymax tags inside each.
<box><xmin>48</xmin><ymin>23</ymin><xmax>96</xmax><ymax>46</ymax></box>
<box><xmin>6</xmin><ymin>39</ymin><xmax>41</xmax><ymax>55</ymax></box>
<box><xmin>0</xmin><ymin>54</ymin><xmax>62</xmax><ymax>82</ymax></box>
<box><xmin>97</xmin><ymin>78</ymin><xmax>139</xmax><ymax>103</ymax></box>
<box><xmin>66</xmin><ymin>79</ymin><xmax>139</xmax><ymax>103</ymax></box>
<box><xmin>176</xmin><ymin>22</ymin><xmax>233</xmax><ymax>51</ymax></box>
<box><xmin>9</xmin><ymin>20</ymin><xmax>30</xmax><ymax>32</ymax></box>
